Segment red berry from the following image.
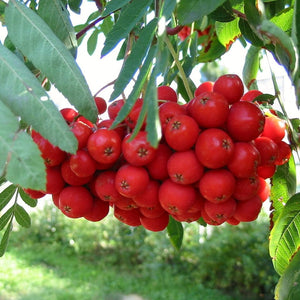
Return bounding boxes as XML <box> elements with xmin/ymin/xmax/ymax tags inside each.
<box><xmin>157</xmin><ymin>85</ymin><xmax>178</xmax><ymax>103</ymax></box>
<box><xmin>167</xmin><ymin>150</ymin><xmax>204</xmax><ymax>185</ymax></box>
<box><xmin>115</xmin><ymin>164</ymin><xmax>149</xmax><ymax>198</ymax></box>
<box><xmin>84</xmin><ymin>198</ymin><xmax>110</xmax><ymax>222</ymax></box>
<box><xmin>94</xmin><ymin>97</ymin><xmax>107</xmax><ymax>115</ymax></box>
<box><xmin>213</xmin><ymin>74</ymin><xmax>244</xmax><ymax>104</ymax></box>
<box><xmin>187</xmin><ymin>91</ymin><xmax>229</xmax><ymax>128</ymax></box>
<box><xmin>59</xmin><ymin>186</ymin><xmax>94</xmax><ymax>219</ymax></box>
<box><xmin>198</xmin><ymin>169</ymin><xmax>236</xmax><ymax>204</ymax></box>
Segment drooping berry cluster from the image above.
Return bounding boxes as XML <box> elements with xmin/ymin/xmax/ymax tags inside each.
<box><xmin>23</xmin><ymin>75</ymin><xmax>292</xmax><ymax>231</ymax></box>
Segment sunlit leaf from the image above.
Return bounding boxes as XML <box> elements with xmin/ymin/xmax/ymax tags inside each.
<box><xmin>101</xmin><ymin>0</ymin><xmax>152</xmax><ymax>56</ymax></box>
<box><xmin>270</xmin><ymin>155</ymin><xmax>297</xmax><ymax>226</ymax></box>
<box><xmin>167</xmin><ymin>215</ymin><xmax>183</xmax><ymax>250</ymax></box>
<box><xmin>269</xmin><ymin>193</ymin><xmax>300</xmax><ymax>276</ymax></box>
<box><xmin>271</xmin><ymin>6</ymin><xmax>293</xmax><ymax>33</ymax></box>
<box><xmin>275</xmin><ymin>250</ymin><xmax>300</xmax><ymax>300</ymax></box>
<box><xmin>215</xmin><ymin>18</ymin><xmax>241</xmax><ymax>49</ymax></box>
<box><xmin>6</xmin><ymin>0</ymin><xmax>98</xmax><ymax>123</ymax></box>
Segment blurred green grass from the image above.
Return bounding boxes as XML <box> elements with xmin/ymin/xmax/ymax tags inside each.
<box><xmin>1</xmin><ymin>246</ymin><xmax>231</xmax><ymax>300</ymax></box>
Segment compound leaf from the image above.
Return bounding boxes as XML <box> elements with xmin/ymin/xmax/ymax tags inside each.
<box><xmin>0</xmin><ymin>101</ymin><xmax>46</xmax><ymax>190</ymax></box>
<box><xmin>270</xmin><ymin>193</ymin><xmax>300</xmax><ymax>276</ymax></box>
<box><xmin>275</xmin><ymin>250</ymin><xmax>300</xmax><ymax>300</ymax></box>
<box><xmin>110</xmin><ymin>18</ymin><xmax>158</xmax><ymax>101</ymax></box>
<box><xmin>101</xmin><ymin>0</ymin><xmax>152</xmax><ymax>57</ymax></box>
<box><xmin>6</xmin><ymin>0</ymin><xmax>98</xmax><ymax>123</ymax></box>
<box><xmin>0</xmin><ymin>43</ymin><xmax>77</xmax><ymax>154</ymax></box>
<box><xmin>38</xmin><ymin>0</ymin><xmax>77</xmax><ymax>56</ymax></box>
<box><xmin>270</xmin><ymin>156</ymin><xmax>297</xmax><ymax>226</ymax></box>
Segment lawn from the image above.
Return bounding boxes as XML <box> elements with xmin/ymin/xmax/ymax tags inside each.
<box><xmin>0</xmin><ymin>244</ymin><xmax>233</xmax><ymax>300</ymax></box>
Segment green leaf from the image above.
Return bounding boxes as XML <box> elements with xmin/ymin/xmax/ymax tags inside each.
<box><xmin>101</xmin><ymin>0</ymin><xmax>131</xmax><ymax>17</ymax></box>
<box><xmin>18</xmin><ymin>188</ymin><xmax>38</xmax><ymax>208</ymax></box>
<box><xmin>111</xmin><ymin>46</ymin><xmax>156</xmax><ymax>129</ymax></box>
<box><xmin>0</xmin><ymin>101</ymin><xmax>46</xmax><ymax>190</ymax></box>
<box><xmin>110</xmin><ymin>18</ymin><xmax>158</xmax><ymax>101</ymax></box>
<box><xmin>68</xmin><ymin>0</ymin><xmax>82</xmax><ymax>14</ymax></box>
<box><xmin>0</xmin><ymin>42</ymin><xmax>77</xmax><ymax>154</ymax></box>
<box><xmin>177</xmin><ymin>0</ymin><xmax>227</xmax><ymax>25</ymax></box>
<box><xmin>5</xmin><ymin>0</ymin><xmax>98</xmax><ymax>123</ymax></box>
<box><xmin>269</xmin><ymin>193</ymin><xmax>300</xmax><ymax>275</ymax></box>
<box><xmin>101</xmin><ymin>0</ymin><xmax>152</xmax><ymax>56</ymax></box>
<box><xmin>161</xmin><ymin>0</ymin><xmax>177</xmax><ymax>20</ymax></box>
<box><xmin>215</xmin><ymin>18</ymin><xmax>241</xmax><ymax>49</ymax></box>
<box><xmin>0</xmin><ymin>206</ymin><xmax>13</xmax><ymax>231</ymax></box>
<box><xmin>38</xmin><ymin>0</ymin><xmax>78</xmax><ymax>57</ymax></box>
<box><xmin>239</xmin><ymin>18</ymin><xmax>264</xmax><ymax>47</ymax></box>
<box><xmin>144</xmin><ymin>66</ymin><xmax>161</xmax><ymax>148</ymax></box>
<box><xmin>275</xmin><ymin>250</ymin><xmax>300</xmax><ymax>300</ymax></box>
<box><xmin>242</xmin><ymin>45</ymin><xmax>261</xmax><ymax>89</ymax></box>
<box><xmin>0</xmin><ymin>0</ymin><xmax>6</xmax><ymax>24</ymax></box>
<box><xmin>197</xmin><ymin>35</ymin><xmax>227</xmax><ymax>63</ymax></box>
<box><xmin>271</xmin><ymin>7</ymin><xmax>293</xmax><ymax>33</ymax></box>
<box><xmin>292</xmin><ymin>0</ymin><xmax>300</xmax><ymax>47</ymax></box>
<box><xmin>8</xmin><ymin>132</ymin><xmax>47</xmax><ymax>190</ymax></box>
<box><xmin>270</xmin><ymin>155</ymin><xmax>297</xmax><ymax>226</ymax></box>
<box><xmin>0</xmin><ymin>185</ymin><xmax>16</xmax><ymax>211</ymax></box>
<box><xmin>0</xmin><ymin>221</ymin><xmax>12</xmax><ymax>257</ymax></box>
<box><xmin>100</xmin><ymin>15</ymin><xmax>114</xmax><ymax>36</ymax></box>
<box><xmin>167</xmin><ymin>215</ymin><xmax>183</xmax><ymax>250</ymax></box>
<box><xmin>87</xmin><ymin>28</ymin><xmax>99</xmax><ymax>55</ymax></box>
<box><xmin>209</xmin><ymin>0</ymin><xmax>235</xmax><ymax>22</ymax></box>
<box><xmin>259</xmin><ymin>19</ymin><xmax>298</xmax><ymax>78</ymax></box>
<box><xmin>244</xmin><ymin>0</ymin><xmax>264</xmax><ymax>27</ymax></box>
<box><xmin>14</xmin><ymin>204</ymin><xmax>31</xmax><ymax>228</ymax></box>
<box><xmin>0</xmin><ymin>177</ymin><xmax>6</xmax><ymax>187</ymax></box>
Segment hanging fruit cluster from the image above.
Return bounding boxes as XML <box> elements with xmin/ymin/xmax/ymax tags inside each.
<box><xmin>23</xmin><ymin>74</ymin><xmax>292</xmax><ymax>232</ymax></box>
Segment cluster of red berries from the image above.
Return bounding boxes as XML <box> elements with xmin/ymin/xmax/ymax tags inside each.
<box><xmin>23</xmin><ymin>74</ymin><xmax>292</xmax><ymax>232</ymax></box>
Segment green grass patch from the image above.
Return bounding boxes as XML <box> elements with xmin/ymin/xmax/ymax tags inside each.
<box><xmin>0</xmin><ymin>245</ymin><xmax>231</xmax><ymax>300</ymax></box>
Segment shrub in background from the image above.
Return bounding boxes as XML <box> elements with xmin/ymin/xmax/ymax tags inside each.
<box><xmin>9</xmin><ymin>199</ymin><xmax>278</xmax><ymax>299</ymax></box>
